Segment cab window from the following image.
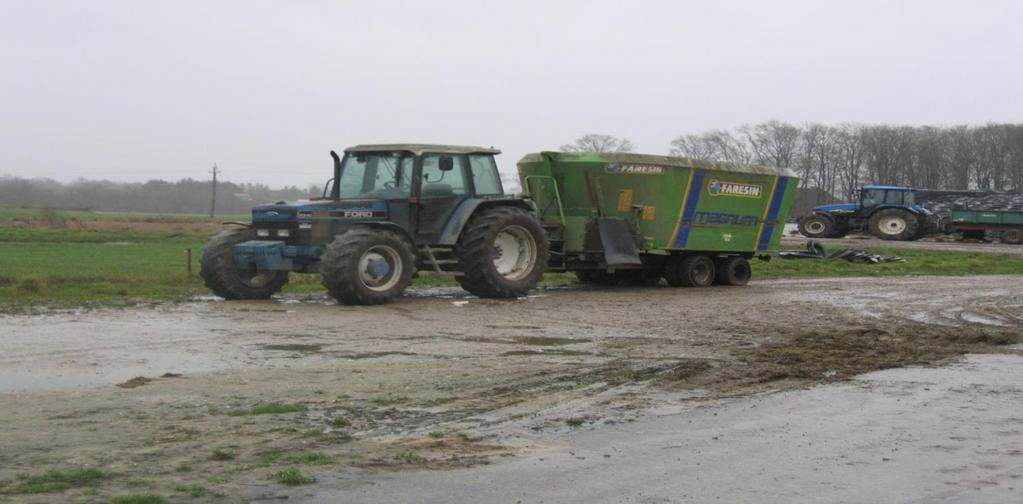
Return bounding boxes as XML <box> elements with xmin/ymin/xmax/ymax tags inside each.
<box><xmin>469</xmin><ymin>155</ymin><xmax>503</xmax><ymax>195</ymax></box>
<box><xmin>420</xmin><ymin>155</ymin><xmax>466</xmax><ymax>197</ymax></box>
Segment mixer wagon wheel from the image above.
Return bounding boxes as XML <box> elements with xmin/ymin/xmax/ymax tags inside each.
<box><xmin>455</xmin><ymin>207</ymin><xmax>549</xmax><ymax>298</ymax></box>
<box><xmin>665</xmin><ymin>254</ymin><xmax>716</xmax><ymax>287</ymax></box>
<box><xmin>714</xmin><ymin>257</ymin><xmax>752</xmax><ymax>286</ymax></box>
<box><xmin>200</xmin><ymin>229</ymin><xmax>289</xmax><ymax>300</ymax></box>
<box><xmin>320</xmin><ymin>228</ymin><xmax>416</xmax><ymax>305</ymax></box>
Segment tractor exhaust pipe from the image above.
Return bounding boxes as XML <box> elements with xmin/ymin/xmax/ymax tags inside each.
<box><xmin>330</xmin><ymin>150</ymin><xmax>342</xmax><ymax>199</ymax></box>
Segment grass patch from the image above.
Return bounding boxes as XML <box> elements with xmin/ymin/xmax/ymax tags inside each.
<box><xmin>369</xmin><ymin>395</ymin><xmax>409</xmax><ymax>406</ymax></box>
<box><xmin>210</xmin><ymin>449</ymin><xmax>235</xmax><ymax>461</ymax></box>
<box><xmin>174</xmin><ymin>484</ymin><xmax>208</xmax><ymax>497</ymax></box>
<box><xmin>270</xmin><ymin>468</ymin><xmax>314</xmax><ymax>486</ymax></box>
<box><xmin>289</xmin><ymin>452</ymin><xmax>333</xmax><ymax>466</ymax></box>
<box><xmin>754</xmin><ymin>247</ymin><xmax>1023</xmax><ymax>279</ymax></box>
<box><xmin>564</xmin><ymin>417</ymin><xmax>585</xmax><ymax>427</ymax></box>
<box><xmin>396</xmin><ymin>450</ymin><xmax>425</xmax><ymax>464</ymax></box>
<box><xmin>228</xmin><ymin>403</ymin><xmax>307</xmax><ymax>416</ymax></box>
<box><xmin>326</xmin><ymin>415</ymin><xmax>350</xmax><ymax>428</ymax></box>
<box><xmin>109</xmin><ymin>495</ymin><xmax>168</xmax><ymax>504</ymax></box>
<box><xmin>13</xmin><ymin>467</ymin><xmax>105</xmax><ymax>494</ymax></box>
<box><xmin>428</xmin><ymin>431</ymin><xmax>445</xmax><ymax>439</ymax></box>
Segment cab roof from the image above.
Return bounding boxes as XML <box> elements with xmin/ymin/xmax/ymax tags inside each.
<box><xmin>345</xmin><ymin>144</ymin><xmax>501</xmax><ymax>155</ymax></box>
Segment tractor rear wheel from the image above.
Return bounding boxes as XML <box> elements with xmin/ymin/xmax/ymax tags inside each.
<box><xmin>665</xmin><ymin>254</ymin><xmax>716</xmax><ymax>287</ymax></box>
<box><xmin>798</xmin><ymin>213</ymin><xmax>835</xmax><ymax>239</ymax></box>
<box><xmin>320</xmin><ymin>228</ymin><xmax>416</xmax><ymax>305</ymax></box>
<box><xmin>200</xmin><ymin>229</ymin><xmax>289</xmax><ymax>299</ymax></box>
<box><xmin>869</xmin><ymin>209</ymin><xmax>919</xmax><ymax>241</ymax></box>
<box><xmin>455</xmin><ymin>207</ymin><xmax>549</xmax><ymax>298</ymax></box>
<box><xmin>1002</xmin><ymin>229</ymin><xmax>1023</xmax><ymax>245</ymax></box>
<box><xmin>714</xmin><ymin>257</ymin><xmax>752</xmax><ymax>286</ymax></box>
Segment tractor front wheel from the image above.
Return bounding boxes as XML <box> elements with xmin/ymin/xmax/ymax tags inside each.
<box><xmin>798</xmin><ymin>213</ymin><xmax>835</xmax><ymax>239</ymax></box>
<box><xmin>200</xmin><ymin>229</ymin><xmax>289</xmax><ymax>299</ymax></box>
<box><xmin>320</xmin><ymin>228</ymin><xmax>416</xmax><ymax>305</ymax></box>
<box><xmin>869</xmin><ymin>209</ymin><xmax>920</xmax><ymax>241</ymax></box>
<box><xmin>455</xmin><ymin>207</ymin><xmax>549</xmax><ymax>298</ymax></box>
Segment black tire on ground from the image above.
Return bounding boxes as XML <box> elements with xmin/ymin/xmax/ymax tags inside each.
<box><xmin>1002</xmin><ymin>229</ymin><xmax>1023</xmax><ymax>245</ymax></box>
<box><xmin>200</xmin><ymin>229</ymin><xmax>289</xmax><ymax>300</ymax></box>
<box><xmin>665</xmin><ymin>254</ymin><xmax>716</xmax><ymax>287</ymax></box>
<box><xmin>320</xmin><ymin>227</ymin><xmax>416</xmax><ymax>305</ymax></box>
<box><xmin>798</xmin><ymin>214</ymin><xmax>834</xmax><ymax>239</ymax></box>
<box><xmin>455</xmin><ymin>206</ymin><xmax>549</xmax><ymax>298</ymax></box>
<box><xmin>714</xmin><ymin>257</ymin><xmax>752</xmax><ymax>286</ymax></box>
<box><xmin>868</xmin><ymin>208</ymin><xmax>920</xmax><ymax>241</ymax></box>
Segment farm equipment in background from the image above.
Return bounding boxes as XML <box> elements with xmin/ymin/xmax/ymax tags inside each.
<box><xmin>949</xmin><ymin>209</ymin><xmax>1023</xmax><ymax>244</ymax></box>
<box><xmin>201</xmin><ymin>144</ymin><xmax>548</xmax><ymax>305</ymax></box>
<box><xmin>518</xmin><ymin>151</ymin><xmax>797</xmax><ymax>287</ymax></box>
<box><xmin>797</xmin><ymin>185</ymin><xmax>944</xmax><ymax>241</ymax></box>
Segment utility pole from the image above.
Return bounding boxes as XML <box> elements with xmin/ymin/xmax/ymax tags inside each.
<box><xmin>209</xmin><ymin>164</ymin><xmax>219</xmax><ymax>218</ymax></box>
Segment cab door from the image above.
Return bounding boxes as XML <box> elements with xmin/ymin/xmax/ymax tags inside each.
<box><xmin>414</xmin><ymin>154</ymin><xmax>469</xmax><ymax>243</ymax></box>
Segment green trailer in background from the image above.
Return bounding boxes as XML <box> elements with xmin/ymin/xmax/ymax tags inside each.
<box><xmin>517</xmin><ymin>151</ymin><xmax>798</xmax><ymax>287</ymax></box>
<box><xmin>950</xmin><ymin>209</ymin><xmax>1023</xmax><ymax>244</ymax></box>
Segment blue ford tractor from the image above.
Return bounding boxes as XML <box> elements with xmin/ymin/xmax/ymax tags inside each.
<box><xmin>798</xmin><ymin>185</ymin><xmax>942</xmax><ymax>241</ymax></box>
<box><xmin>200</xmin><ymin>144</ymin><xmax>548</xmax><ymax>305</ymax></box>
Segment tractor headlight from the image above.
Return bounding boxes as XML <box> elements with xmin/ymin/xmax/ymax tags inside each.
<box><xmin>299</xmin><ymin>223</ymin><xmax>312</xmax><ymax>230</ymax></box>
<box><xmin>256</xmin><ymin>229</ymin><xmax>270</xmax><ymax>237</ymax></box>
<box><xmin>277</xmin><ymin>229</ymin><xmax>291</xmax><ymax>237</ymax></box>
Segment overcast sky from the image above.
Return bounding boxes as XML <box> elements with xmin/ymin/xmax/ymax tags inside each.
<box><xmin>2</xmin><ymin>0</ymin><xmax>1021</xmax><ymax>188</ymax></box>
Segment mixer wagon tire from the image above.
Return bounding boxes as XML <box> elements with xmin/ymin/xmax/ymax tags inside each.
<box><xmin>320</xmin><ymin>228</ymin><xmax>416</xmax><ymax>305</ymax></box>
<box><xmin>200</xmin><ymin>229</ymin><xmax>289</xmax><ymax>300</ymax></box>
<box><xmin>714</xmin><ymin>257</ymin><xmax>752</xmax><ymax>286</ymax></box>
<box><xmin>455</xmin><ymin>207</ymin><xmax>549</xmax><ymax>298</ymax></box>
<box><xmin>1002</xmin><ymin>229</ymin><xmax>1023</xmax><ymax>244</ymax></box>
<box><xmin>869</xmin><ymin>209</ymin><xmax>919</xmax><ymax>241</ymax></box>
<box><xmin>798</xmin><ymin>213</ymin><xmax>835</xmax><ymax>239</ymax></box>
<box><xmin>665</xmin><ymin>255</ymin><xmax>716</xmax><ymax>287</ymax></box>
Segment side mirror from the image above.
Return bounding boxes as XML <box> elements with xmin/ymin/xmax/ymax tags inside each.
<box><xmin>439</xmin><ymin>156</ymin><xmax>454</xmax><ymax>172</ymax></box>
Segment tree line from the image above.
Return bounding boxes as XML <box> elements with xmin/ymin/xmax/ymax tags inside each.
<box><xmin>565</xmin><ymin>123</ymin><xmax>1023</xmax><ymax>204</ymax></box>
<box><xmin>0</xmin><ymin>176</ymin><xmax>313</xmax><ymax>215</ymax></box>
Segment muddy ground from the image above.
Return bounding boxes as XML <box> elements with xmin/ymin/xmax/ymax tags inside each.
<box><xmin>1</xmin><ymin>276</ymin><xmax>1022</xmax><ymax>502</ymax></box>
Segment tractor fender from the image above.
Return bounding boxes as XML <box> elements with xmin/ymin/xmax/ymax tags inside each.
<box><xmin>436</xmin><ymin>198</ymin><xmax>536</xmax><ymax>246</ymax></box>
<box><xmin>333</xmin><ymin>221</ymin><xmax>416</xmax><ymax>249</ymax></box>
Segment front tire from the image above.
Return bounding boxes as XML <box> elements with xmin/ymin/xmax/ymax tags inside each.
<box><xmin>320</xmin><ymin>228</ymin><xmax>416</xmax><ymax>305</ymax></box>
<box><xmin>869</xmin><ymin>209</ymin><xmax>919</xmax><ymax>241</ymax></box>
<box><xmin>200</xmin><ymin>229</ymin><xmax>289</xmax><ymax>299</ymax></box>
<box><xmin>798</xmin><ymin>213</ymin><xmax>834</xmax><ymax>239</ymax></box>
<box><xmin>455</xmin><ymin>207</ymin><xmax>549</xmax><ymax>298</ymax></box>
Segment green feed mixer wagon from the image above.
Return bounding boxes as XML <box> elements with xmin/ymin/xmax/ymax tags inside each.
<box><xmin>518</xmin><ymin>151</ymin><xmax>798</xmax><ymax>287</ymax></box>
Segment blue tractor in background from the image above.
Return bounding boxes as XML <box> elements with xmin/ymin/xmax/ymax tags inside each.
<box><xmin>798</xmin><ymin>185</ymin><xmax>943</xmax><ymax>241</ymax></box>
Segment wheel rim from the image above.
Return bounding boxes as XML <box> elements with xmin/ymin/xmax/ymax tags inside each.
<box><xmin>492</xmin><ymin>225</ymin><xmax>537</xmax><ymax>281</ymax></box>
<box><xmin>358</xmin><ymin>245</ymin><xmax>403</xmax><ymax>292</ymax></box>
<box><xmin>805</xmin><ymin>220</ymin><xmax>826</xmax><ymax>235</ymax></box>
<box><xmin>691</xmin><ymin>260</ymin><xmax>713</xmax><ymax>285</ymax></box>
<box><xmin>879</xmin><ymin>216</ymin><xmax>907</xmax><ymax>235</ymax></box>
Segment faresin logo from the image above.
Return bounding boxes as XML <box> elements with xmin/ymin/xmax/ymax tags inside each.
<box><xmin>605</xmin><ymin>163</ymin><xmax>665</xmax><ymax>175</ymax></box>
<box><xmin>707</xmin><ymin>179</ymin><xmax>763</xmax><ymax>198</ymax></box>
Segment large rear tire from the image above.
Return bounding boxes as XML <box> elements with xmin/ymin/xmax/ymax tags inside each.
<box><xmin>455</xmin><ymin>207</ymin><xmax>549</xmax><ymax>298</ymax></box>
<box><xmin>200</xmin><ymin>229</ymin><xmax>289</xmax><ymax>299</ymax></box>
<box><xmin>869</xmin><ymin>209</ymin><xmax>919</xmax><ymax>241</ymax></box>
<box><xmin>714</xmin><ymin>257</ymin><xmax>752</xmax><ymax>286</ymax></box>
<box><xmin>320</xmin><ymin>228</ymin><xmax>416</xmax><ymax>305</ymax></box>
<box><xmin>798</xmin><ymin>213</ymin><xmax>835</xmax><ymax>239</ymax></box>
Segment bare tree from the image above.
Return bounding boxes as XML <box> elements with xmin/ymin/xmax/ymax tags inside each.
<box><xmin>560</xmin><ymin>134</ymin><xmax>635</xmax><ymax>153</ymax></box>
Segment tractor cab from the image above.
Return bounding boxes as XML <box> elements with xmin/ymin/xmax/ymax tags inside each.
<box><xmin>858</xmin><ymin>185</ymin><xmax>918</xmax><ymax>211</ymax></box>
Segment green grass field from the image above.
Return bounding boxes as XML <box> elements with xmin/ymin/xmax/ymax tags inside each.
<box><xmin>2</xmin><ymin>207</ymin><xmax>1022</xmax><ymax>309</ymax></box>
